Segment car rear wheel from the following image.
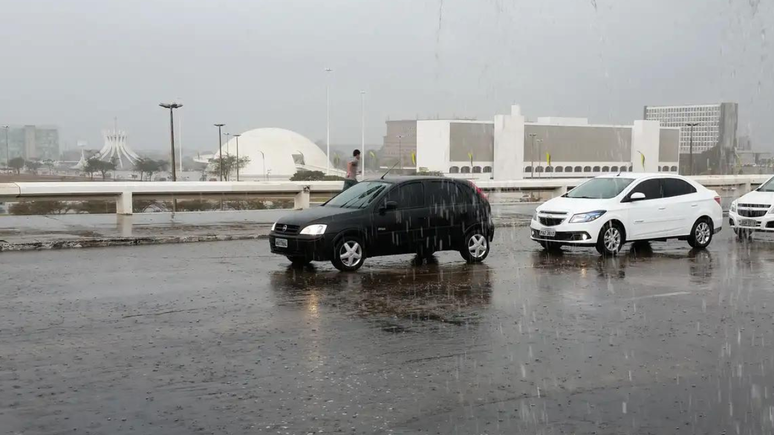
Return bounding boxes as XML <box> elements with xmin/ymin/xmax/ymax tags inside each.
<box><xmin>332</xmin><ymin>235</ymin><xmax>366</xmax><ymax>272</ymax></box>
<box><xmin>287</xmin><ymin>256</ymin><xmax>312</xmax><ymax>267</ymax></box>
<box><xmin>460</xmin><ymin>229</ymin><xmax>490</xmax><ymax>263</ymax></box>
<box><xmin>687</xmin><ymin>218</ymin><xmax>713</xmax><ymax>249</ymax></box>
<box><xmin>596</xmin><ymin>222</ymin><xmax>624</xmax><ymax>256</ymax></box>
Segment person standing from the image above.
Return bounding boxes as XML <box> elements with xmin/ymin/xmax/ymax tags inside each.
<box><xmin>343</xmin><ymin>149</ymin><xmax>361</xmax><ymax>191</ymax></box>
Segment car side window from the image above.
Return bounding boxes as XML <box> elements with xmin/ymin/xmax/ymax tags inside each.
<box><xmin>383</xmin><ymin>182</ymin><xmax>424</xmax><ymax>209</ymax></box>
<box><xmin>629</xmin><ymin>179</ymin><xmax>664</xmax><ymax>200</ymax></box>
<box><xmin>426</xmin><ymin>180</ymin><xmax>460</xmax><ymax>207</ymax></box>
<box><xmin>663</xmin><ymin>178</ymin><xmax>697</xmax><ymax>197</ymax></box>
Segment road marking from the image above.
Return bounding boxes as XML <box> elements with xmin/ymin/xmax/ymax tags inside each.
<box><xmin>627</xmin><ymin>291</ymin><xmax>691</xmax><ymax>300</ymax></box>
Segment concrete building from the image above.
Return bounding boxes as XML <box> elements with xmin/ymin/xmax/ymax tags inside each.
<box><xmin>414</xmin><ymin>106</ymin><xmax>680</xmax><ymax>180</ymax></box>
<box><xmin>382</xmin><ymin>120</ymin><xmax>417</xmax><ymax>170</ymax></box>
<box><xmin>644</xmin><ymin>103</ymin><xmax>738</xmax><ymax>174</ymax></box>
<box><xmin>1</xmin><ymin>125</ymin><xmax>60</xmax><ymax>161</ymax></box>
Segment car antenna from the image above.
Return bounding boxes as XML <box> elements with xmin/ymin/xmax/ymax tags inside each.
<box><xmin>380</xmin><ymin>161</ymin><xmax>400</xmax><ymax>180</ymax></box>
<box><xmin>617</xmin><ymin>166</ymin><xmax>622</xmax><ymax>177</ymax></box>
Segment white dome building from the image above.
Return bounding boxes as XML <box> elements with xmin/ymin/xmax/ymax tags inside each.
<box><xmin>211</xmin><ymin>128</ymin><xmax>341</xmax><ymax>180</ymax></box>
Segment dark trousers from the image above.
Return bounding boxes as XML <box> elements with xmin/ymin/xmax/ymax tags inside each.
<box><xmin>342</xmin><ymin>179</ymin><xmax>358</xmax><ymax>191</ymax></box>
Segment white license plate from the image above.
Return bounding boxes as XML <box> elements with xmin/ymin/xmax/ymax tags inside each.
<box><xmin>275</xmin><ymin>238</ymin><xmax>288</xmax><ymax>248</ymax></box>
<box><xmin>740</xmin><ymin>219</ymin><xmax>758</xmax><ymax>227</ymax></box>
<box><xmin>539</xmin><ymin>229</ymin><xmax>556</xmax><ymax>237</ymax></box>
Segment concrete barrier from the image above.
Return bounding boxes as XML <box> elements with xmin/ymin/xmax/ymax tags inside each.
<box><xmin>0</xmin><ymin>175</ymin><xmax>770</xmax><ymax>215</ymax></box>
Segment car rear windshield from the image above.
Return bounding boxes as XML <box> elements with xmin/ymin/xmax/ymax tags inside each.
<box><xmin>758</xmin><ymin>178</ymin><xmax>774</xmax><ymax>192</ymax></box>
<box><xmin>566</xmin><ymin>178</ymin><xmax>635</xmax><ymax>199</ymax></box>
<box><xmin>325</xmin><ymin>181</ymin><xmax>390</xmax><ymax>209</ymax></box>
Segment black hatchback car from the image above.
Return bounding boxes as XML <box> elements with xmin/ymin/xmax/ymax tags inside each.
<box><xmin>269</xmin><ymin>177</ymin><xmax>494</xmax><ymax>271</ymax></box>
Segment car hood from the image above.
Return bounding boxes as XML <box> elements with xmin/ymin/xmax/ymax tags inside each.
<box><xmin>274</xmin><ymin>206</ymin><xmax>361</xmax><ymax>226</ymax></box>
<box><xmin>737</xmin><ymin>190</ymin><xmax>774</xmax><ymax>205</ymax></box>
<box><xmin>537</xmin><ymin>196</ymin><xmax>616</xmax><ymax>214</ymax></box>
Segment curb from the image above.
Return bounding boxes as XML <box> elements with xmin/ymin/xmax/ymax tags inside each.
<box><xmin>0</xmin><ymin>219</ymin><xmax>531</xmax><ymax>253</ymax></box>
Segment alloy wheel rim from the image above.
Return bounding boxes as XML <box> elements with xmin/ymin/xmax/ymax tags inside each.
<box><xmin>468</xmin><ymin>234</ymin><xmax>488</xmax><ymax>258</ymax></box>
<box><xmin>339</xmin><ymin>241</ymin><xmax>362</xmax><ymax>267</ymax></box>
<box><xmin>604</xmin><ymin>227</ymin><xmax>621</xmax><ymax>252</ymax></box>
<box><xmin>696</xmin><ymin>222</ymin><xmax>711</xmax><ymax>245</ymax></box>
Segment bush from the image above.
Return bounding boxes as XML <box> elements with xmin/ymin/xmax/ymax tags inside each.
<box><xmin>72</xmin><ymin>200</ymin><xmax>116</xmax><ymax>214</ymax></box>
<box><xmin>9</xmin><ymin>201</ymin><xmax>71</xmax><ymax>215</ymax></box>
<box><xmin>290</xmin><ymin>170</ymin><xmax>345</xmax><ymax>181</ymax></box>
<box><xmin>417</xmin><ymin>170</ymin><xmax>444</xmax><ymax>176</ymax></box>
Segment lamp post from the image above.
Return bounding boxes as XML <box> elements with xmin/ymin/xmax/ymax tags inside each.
<box><xmin>234</xmin><ymin>134</ymin><xmax>241</xmax><ymax>182</ymax></box>
<box><xmin>537</xmin><ymin>139</ymin><xmax>543</xmax><ymax>178</ymax></box>
<box><xmin>360</xmin><ymin>90</ymin><xmax>366</xmax><ymax>177</ymax></box>
<box><xmin>159</xmin><ymin>103</ymin><xmax>183</xmax><ymax>182</ymax></box>
<box><xmin>397</xmin><ymin>134</ymin><xmax>404</xmax><ymax>174</ymax></box>
<box><xmin>325</xmin><ymin>67</ymin><xmax>333</xmax><ymax>174</ymax></box>
<box><xmin>686</xmin><ymin>122</ymin><xmax>699</xmax><ymax>175</ymax></box>
<box><xmin>2</xmin><ymin>126</ymin><xmax>9</xmax><ymax>168</ymax></box>
<box><xmin>258</xmin><ymin>150</ymin><xmax>266</xmax><ymax>181</ymax></box>
<box><xmin>214</xmin><ymin>123</ymin><xmax>225</xmax><ymax>181</ymax></box>
<box><xmin>528</xmin><ymin>133</ymin><xmax>537</xmax><ymax>179</ymax></box>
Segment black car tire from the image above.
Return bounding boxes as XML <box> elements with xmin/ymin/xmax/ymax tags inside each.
<box><xmin>596</xmin><ymin>221</ymin><xmax>624</xmax><ymax>256</ymax></box>
<box><xmin>332</xmin><ymin>235</ymin><xmax>366</xmax><ymax>272</ymax></box>
<box><xmin>687</xmin><ymin>218</ymin><xmax>713</xmax><ymax>250</ymax></box>
<box><xmin>460</xmin><ymin>229</ymin><xmax>490</xmax><ymax>263</ymax></box>
<box><xmin>287</xmin><ymin>256</ymin><xmax>312</xmax><ymax>267</ymax></box>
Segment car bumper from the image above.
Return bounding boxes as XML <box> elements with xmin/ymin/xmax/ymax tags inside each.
<box><xmin>529</xmin><ymin>219</ymin><xmax>604</xmax><ymax>246</ymax></box>
<box><xmin>269</xmin><ymin>233</ymin><xmax>332</xmax><ymax>260</ymax></box>
<box><xmin>728</xmin><ymin>211</ymin><xmax>774</xmax><ymax>232</ymax></box>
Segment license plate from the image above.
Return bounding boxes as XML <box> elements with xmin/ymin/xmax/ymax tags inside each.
<box><xmin>539</xmin><ymin>229</ymin><xmax>556</xmax><ymax>237</ymax></box>
<box><xmin>275</xmin><ymin>238</ymin><xmax>288</xmax><ymax>248</ymax></box>
<box><xmin>740</xmin><ymin>219</ymin><xmax>758</xmax><ymax>227</ymax></box>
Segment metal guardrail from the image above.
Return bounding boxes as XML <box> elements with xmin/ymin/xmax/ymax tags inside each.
<box><xmin>0</xmin><ymin>175</ymin><xmax>770</xmax><ymax>215</ymax></box>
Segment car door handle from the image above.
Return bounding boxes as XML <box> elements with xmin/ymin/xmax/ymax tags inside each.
<box><xmin>691</xmin><ymin>204</ymin><xmax>698</xmax><ymax>207</ymax></box>
<box><xmin>658</xmin><ymin>207</ymin><xmax>666</xmax><ymax>210</ymax></box>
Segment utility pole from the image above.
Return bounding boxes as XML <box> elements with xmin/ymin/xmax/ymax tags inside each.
<box><xmin>361</xmin><ymin>90</ymin><xmax>366</xmax><ymax>177</ymax></box>
<box><xmin>234</xmin><ymin>134</ymin><xmax>241</xmax><ymax>182</ymax></box>
<box><xmin>528</xmin><ymin>133</ymin><xmax>537</xmax><ymax>179</ymax></box>
<box><xmin>2</xmin><ymin>126</ymin><xmax>9</xmax><ymax>168</ymax></box>
<box><xmin>398</xmin><ymin>134</ymin><xmax>404</xmax><ymax>174</ymax></box>
<box><xmin>159</xmin><ymin>103</ymin><xmax>182</xmax><ymax>181</ymax></box>
<box><xmin>214</xmin><ymin>124</ymin><xmax>225</xmax><ymax>181</ymax></box>
<box><xmin>325</xmin><ymin>67</ymin><xmax>333</xmax><ymax>174</ymax></box>
<box><xmin>686</xmin><ymin>122</ymin><xmax>699</xmax><ymax>176</ymax></box>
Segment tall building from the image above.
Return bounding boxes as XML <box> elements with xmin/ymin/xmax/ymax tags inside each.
<box><xmin>1</xmin><ymin>125</ymin><xmax>60</xmax><ymax>161</ymax></box>
<box><xmin>643</xmin><ymin>103</ymin><xmax>738</xmax><ymax>171</ymax></box>
<box><xmin>382</xmin><ymin>120</ymin><xmax>417</xmax><ymax>169</ymax></box>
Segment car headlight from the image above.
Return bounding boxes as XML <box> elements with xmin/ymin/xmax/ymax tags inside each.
<box><xmin>271</xmin><ymin>222</ymin><xmax>277</xmax><ymax>231</ymax></box>
<box><xmin>300</xmin><ymin>224</ymin><xmax>327</xmax><ymax>235</ymax></box>
<box><xmin>731</xmin><ymin>201</ymin><xmax>737</xmax><ymax>213</ymax></box>
<box><xmin>532</xmin><ymin>212</ymin><xmax>538</xmax><ymax>222</ymax></box>
<box><xmin>569</xmin><ymin>210</ymin><xmax>607</xmax><ymax>223</ymax></box>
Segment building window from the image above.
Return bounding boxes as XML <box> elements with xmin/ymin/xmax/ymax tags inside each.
<box><xmin>583</xmin><ymin>166</ymin><xmax>592</xmax><ymax>173</ymax></box>
<box><xmin>670</xmin><ymin>166</ymin><xmax>678</xmax><ymax>172</ymax></box>
<box><xmin>611</xmin><ymin>166</ymin><xmax>619</xmax><ymax>172</ymax></box>
<box><xmin>628</xmin><ymin>166</ymin><xmax>633</xmax><ymax>172</ymax></box>
<box><xmin>524</xmin><ymin>166</ymin><xmax>532</xmax><ymax>173</ymax></box>
<box><xmin>662</xmin><ymin>165</ymin><xmax>670</xmax><ymax>172</ymax></box>
<box><xmin>472</xmin><ymin>166</ymin><xmax>482</xmax><ymax>173</ymax></box>
<box><xmin>574</xmin><ymin>166</ymin><xmax>583</xmax><ymax>172</ymax></box>
<box><xmin>565</xmin><ymin>166</ymin><xmax>573</xmax><ymax>173</ymax></box>
<box><xmin>483</xmin><ymin>166</ymin><xmax>492</xmax><ymax>173</ymax></box>
<box><xmin>545</xmin><ymin>166</ymin><xmax>553</xmax><ymax>173</ymax></box>
<box><xmin>536</xmin><ymin>166</ymin><xmax>544</xmax><ymax>173</ymax></box>
<box><xmin>461</xmin><ymin>166</ymin><xmax>471</xmax><ymax>174</ymax></box>
<box><xmin>555</xmin><ymin>166</ymin><xmax>564</xmax><ymax>173</ymax></box>
<box><xmin>619</xmin><ymin>166</ymin><xmax>626</xmax><ymax>172</ymax></box>
<box><xmin>602</xmin><ymin>166</ymin><xmax>610</xmax><ymax>172</ymax></box>
<box><xmin>593</xmin><ymin>166</ymin><xmax>601</xmax><ymax>172</ymax></box>
<box><xmin>449</xmin><ymin>166</ymin><xmax>460</xmax><ymax>173</ymax></box>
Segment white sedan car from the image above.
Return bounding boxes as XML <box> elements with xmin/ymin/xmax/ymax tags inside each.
<box><xmin>729</xmin><ymin>175</ymin><xmax>774</xmax><ymax>240</ymax></box>
<box><xmin>530</xmin><ymin>173</ymin><xmax>723</xmax><ymax>255</ymax></box>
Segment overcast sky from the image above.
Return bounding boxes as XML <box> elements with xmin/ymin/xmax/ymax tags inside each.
<box><xmin>0</xmin><ymin>0</ymin><xmax>771</xmax><ymax>153</ymax></box>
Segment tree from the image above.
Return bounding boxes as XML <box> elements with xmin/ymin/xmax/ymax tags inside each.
<box><xmin>83</xmin><ymin>158</ymin><xmax>100</xmax><ymax>179</ymax></box>
<box><xmin>96</xmin><ymin>158</ymin><xmax>117</xmax><ymax>179</ymax></box>
<box><xmin>208</xmin><ymin>155</ymin><xmax>250</xmax><ymax>181</ymax></box>
<box><xmin>134</xmin><ymin>158</ymin><xmax>168</xmax><ymax>181</ymax></box>
<box><xmin>25</xmin><ymin>160</ymin><xmax>43</xmax><ymax>174</ymax></box>
<box><xmin>8</xmin><ymin>157</ymin><xmax>25</xmax><ymax>174</ymax></box>
<box><xmin>290</xmin><ymin>170</ymin><xmax>344</xmax><ymax>181</ymax></box>
<box><xmin>42</xmin><ymin>159</ymin><xmax>56</xmax><ymax>174</ymax></box>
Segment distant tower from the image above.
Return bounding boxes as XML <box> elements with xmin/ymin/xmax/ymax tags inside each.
<box><xmin>97</xmin><ymin>123</ymin><xmax>140</xmax><ymax>169</ymax></box>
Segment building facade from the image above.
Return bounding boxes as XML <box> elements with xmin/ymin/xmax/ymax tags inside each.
<box><xmin>1</xmin><ymin>125</ymin><xmax>60</xmax><ymax>161</ymax></box>
<box><xmin>414</xmin><ymin>106</ymin><xmax>680</xmax><ymax>180</ymax></box>
<box><xmin>381</xmin><ymin>120</ymin><xmax>417</xmax><ymax>169</ymax></box>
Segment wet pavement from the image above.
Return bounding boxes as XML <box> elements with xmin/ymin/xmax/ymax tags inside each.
<box><xmin>3</xmin><ymin>228</ymin><xmax>774</xmax><ymax>434</ymax></box>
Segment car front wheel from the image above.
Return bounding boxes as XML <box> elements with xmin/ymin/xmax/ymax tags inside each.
<box><xmin>688</xmin><ymin>218</ymin><xmax>713</xmax><ymax>250</ymax></box>
<box><xmin>596</xmin><ymin>222</ymin><xmax>624</xmax><ymax>256</ymax></box>
<box><xmin>460</xmin><ymin>229</ymin><xmax>490</xmax><ymax>263</ymax></box>
<box><xmin>332</xmin><ymin>235</ymin><xmax>366</xmax><ymax>272</ymax></box>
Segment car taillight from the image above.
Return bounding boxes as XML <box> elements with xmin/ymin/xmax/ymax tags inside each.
<box><xmin>469</xmin><ymin>181</ymin><xmax>487</xmax><ymax>199</ymax></box>
<box><xmin>714</xmin><ymin>196</ymin><xmax>721</xmax><ymax>205</ymax></box>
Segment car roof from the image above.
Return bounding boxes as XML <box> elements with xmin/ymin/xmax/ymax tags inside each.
<box><xmin>596</xmin><ymin>172</ymin><xmax>687</xmax><ymax>180</ymax></box>
<box><xmin>363</xmin><ymin>176</ymin><xmax>461</xmax><ymax>183</ymax></box>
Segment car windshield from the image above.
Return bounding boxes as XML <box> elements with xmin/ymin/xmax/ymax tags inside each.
<box><xmin>324</xmin><ymin>181</ymin><xmax>389</xmax><ymax>209</ymax></box>
<box><xmin>758</xmin><ymin>178</ymin><xmax>774</xmax><ymax>192</ymax></box>
<box><xmin>566</xmin><ymin>178</ymin><xmax>635</xmax><ymax>199</ymax></box>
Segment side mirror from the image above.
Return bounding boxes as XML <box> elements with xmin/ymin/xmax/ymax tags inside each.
<box><xmin>628</xmin><ymin>192</ymin><xmax>647</xmax><ymax>202</ymax></box>
<box><xmin>379</xmin><ymin>201</ymin><xmax>398</xmax><ymax>214</ymax></box>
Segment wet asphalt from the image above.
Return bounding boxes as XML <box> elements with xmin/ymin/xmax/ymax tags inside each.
<box><xmin>3</xmin><ymin>228</ymin><xmax>774</xmax><ymax>434</ymax></box>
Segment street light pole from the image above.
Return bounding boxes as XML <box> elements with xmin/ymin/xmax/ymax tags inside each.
<box><xmin>537</xmin><ymin>139</ymin><xmax>543</xmax><ymax>178</ymax></box>
<box><xmin>686</xmin><ymin>122</ymin><xmax>699</xmax><ymax>176</ymax></box>
<box><xmin>214</xmin><ymin>124</ymin><xmax>225</xmax><ymax>181</ymax></box>
<box><xmin>258</xmin><ymin>150</ymin><xmax>266</xmax><ymax>181</ymax></box>
<box><xmin>2</xmin><ymin>126</ymin><xmax>9</xmax><ymax>168</ymax></box>
<box><xmin>528</xmin><ymin>133</ymin><xmax>537</xmax><ymax>179</ymax></box>
<box><xmin>159</xmin><ymin>103</ymin><xmax>182</xmax><ymax>182</ymax></box>
<box><xmin>325</xmin><ymin>67</ymin><xmax>333</xmax><ymax>174</ymax></box>
<box><xmin>234</xmin><ymin>134</ymin><xmax>241</xmax><ymax>182</ymax></box>
<box><xmin>361</xmin><ymin>90</ymin><xmax>366</xmax><ymax>177</ymax></box>
<box><xmin>398</xmin><ymin>134</ymin><xmax>404</xmax><ymax>174</ymax></box>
